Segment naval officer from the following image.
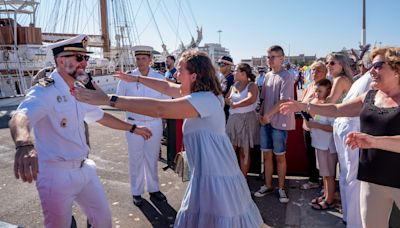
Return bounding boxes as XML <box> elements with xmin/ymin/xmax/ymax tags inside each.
<box><xmin>116</xmin><ymin>45</ymin><xmax>170</xmax><ymax>206</ymax></box>
<box><xmin>9</xmin><ymin>34</ymin><xmax>152</xmax><ymax>228</ymax></box>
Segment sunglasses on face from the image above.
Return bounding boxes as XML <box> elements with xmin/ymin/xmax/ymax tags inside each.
<box><xmin>217</xmin><ymin>62</ymin><xmax>227</xmax><ymax>67</ymax></box>
<box><xmin>371</xmin><ymin>61</ymin><xmax>385</xmax><ymax>70</ymax></box>
<box><xmin>326</xmin><ymin>61</ymin><xmax>336</xmax><ymax>66</ymax></box>
<box><xmin>61</xmin><ymin>54</ymin><xmax>90</xmax><ymax>62</ymax></box>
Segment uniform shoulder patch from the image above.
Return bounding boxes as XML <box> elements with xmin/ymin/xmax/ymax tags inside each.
<box><xmin>37</xmin><ymin>77</ymin><xmax>55</xmax><ymax>87</ymax></box>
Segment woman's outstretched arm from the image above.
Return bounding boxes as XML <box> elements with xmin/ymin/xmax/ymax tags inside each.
<box><xmin>114</xmin><ymin>71</ymin><xmax>182</xmax><ymax>98</ymax></box>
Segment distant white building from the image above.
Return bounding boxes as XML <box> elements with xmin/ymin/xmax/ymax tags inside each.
<box><xmin>199</xmin><ymin>43</ymin><xmax>230</xmax><ymax>64</ymax></box>
<box><xmin>241</xmin><ymin>59</ymin><xmax>253</xmax><ymax>67</ymax></box>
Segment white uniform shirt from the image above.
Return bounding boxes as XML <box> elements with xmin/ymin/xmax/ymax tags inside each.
<box><xmin>116</xmin><ymin>68</ymin><xmax>170</xmax><ymax>121</ymax></box>
<box><xmin>15</xmin><ymin>70</ymin><xmax>104</xmax><ymax>162</ymax></box>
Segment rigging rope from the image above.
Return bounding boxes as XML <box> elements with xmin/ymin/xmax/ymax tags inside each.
<box><xmin>145</xmin><ymin>0</ymin><xmax>165</xmax><ymax>45</ymax></box>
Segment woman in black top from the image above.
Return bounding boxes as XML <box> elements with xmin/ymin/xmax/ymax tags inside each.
<box><xmin>280</xmin><ymin>46</ymin><xmax>400</xmax><ymax>228</ymax></box>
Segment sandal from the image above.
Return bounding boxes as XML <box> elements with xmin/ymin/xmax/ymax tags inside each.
<box><xmin>310</xmin><ymin>196</ymin><xmax>325</xmax><ymax>204</ymax></box>
<box><xmin>311</xmin><ymin>200</ymin><xmax>334</xmax><ymax>210</ymax></box>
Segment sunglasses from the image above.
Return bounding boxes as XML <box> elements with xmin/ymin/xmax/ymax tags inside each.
<box><xmin>217</xmin><ymin>62</ymin><xmax>227</xmax><ymax>67</ymax></box>
<box><xmin>371</xmin><ymin>61</ymin><xmax>385</xmax><ymax>70</ymax></box>
<box><xmin>61</xmin><ymin>54</ymin><xmax>90</xmax><ymax>62</ymax></box>
<box><xmin>326</xmin><ymin>61</ymin><xmax>336</xmax><ymax>66</ymax></box>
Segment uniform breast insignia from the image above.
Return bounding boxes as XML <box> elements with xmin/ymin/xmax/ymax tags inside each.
<box><xmin>38</xmin><ymin>77</ymin><xmax>55</xmax><ymax>87</ymax></box>
<box><xmin>60</xmin><ymin>118</ymin><xmax>68</xmax><ymax>128</ymax></box>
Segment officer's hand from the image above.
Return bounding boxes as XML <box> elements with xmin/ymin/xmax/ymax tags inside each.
<box><xmin>133</xmin><ymin>126</ymin><xmax>153</xmax><ymax>140</ymax></box>
<box><xmin>14</xmin><ymin>146</ymin><xmax>38</xmax><ymax>183</ymax></box>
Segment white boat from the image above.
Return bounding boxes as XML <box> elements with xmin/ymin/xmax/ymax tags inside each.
<box><xmin>0</xmin><ymin>0</ymin><xmax>202</xmax><ymax>107</ymax></box>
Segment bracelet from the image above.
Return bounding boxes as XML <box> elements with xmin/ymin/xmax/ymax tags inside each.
<box><xmin>129</xmin><ymin>124</ymin><xmax>137</xmax><ymax>133</ymax></box>
<box><xmin>16</xmin><ymin>144</ymin><xmax>34</xmax><ymax>150</ymax></box>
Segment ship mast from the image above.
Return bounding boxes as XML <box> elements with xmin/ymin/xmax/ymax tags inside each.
<box><xmin>100</xmin><ymin>0</ymin><xmax>110</xmax><ymax>59</ymax></box>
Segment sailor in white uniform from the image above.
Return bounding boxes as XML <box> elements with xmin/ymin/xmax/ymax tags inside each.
<box><xmin>116</xmin><ymin>45</ymin><xmax>170</xmax><ymax>206</ymax></box>
<box><xmin>9</xmin><ymin>35</ymin><xmax>151</xmax><ymax>228</ymax></box>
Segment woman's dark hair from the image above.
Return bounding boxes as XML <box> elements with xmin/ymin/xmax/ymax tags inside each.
<box><xmin>179</xmin><ymin>50</ymin><xmax>222</xmax><ymax>96</ymax></box>
<box><xmin>237</xmin><ymin>63</ymin><xmax>256</xmax><ymax>82</ymax></box>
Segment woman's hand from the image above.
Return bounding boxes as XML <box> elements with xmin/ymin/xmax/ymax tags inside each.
<box><xmin>346</xmin><ymin>132</ymin><xmax>376</xmax><ymax>150</ymax></box>
<box><xmin>71</xmin><ymin>82</ymin><xmax>109</xmax><ymax>106</ymax></box>
<box><xmin>280</xmin><ymin>100</ymin><xmax>304</xmax><ymax>115</ymax></box>
<box><xmin>133</xmin><ymin>126</ymin><xmax>153</xmax><ymax>140</ymax></box>
<box><xmin>113</xmin><ymin>71</ymin><xmax>138</xmax><ymax>82</ymax></box>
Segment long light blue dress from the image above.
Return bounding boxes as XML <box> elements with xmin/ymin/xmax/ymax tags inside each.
<box><xmin>174</xmin><ymin>91</ymin><xmax>263</xmax><ymax>228</ymax></box>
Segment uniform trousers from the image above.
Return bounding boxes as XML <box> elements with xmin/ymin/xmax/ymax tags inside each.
<box><xmin>333</xmin><ymin>118</ymin><xmax>362</xmax><ymax>228</ymax></box>
<box><xmin>36</xmin><ymin>159</ymin><xmax>111</xmax><ymax>228</ymax></box>
<box><xmin>126</xmin><ymin>119</ymin><xmax>163</xmax><ymax>195</ymax></box>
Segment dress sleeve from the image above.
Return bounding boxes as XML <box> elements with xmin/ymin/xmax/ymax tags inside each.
<box><xmin>14</xmin><ymin>87</ymin><xmax>48</xmax><ymax>128</ymax></box>
<box><xmin>185</xmin><ymin>92</ymin><xmax>216</xmax><ymax>118</ymax></box>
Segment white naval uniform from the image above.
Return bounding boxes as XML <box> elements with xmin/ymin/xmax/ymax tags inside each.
<box><xmin>15</xmin><ymin>70</ymin><xmax>111</xmax><ymax>228</ymax></box>
<box><xmin>333</xmin><ymin>72</ymin><xmax>371</xmax><ymax>228</ymax></box>
<box><xmin>116</xmin><ymin>67</ymin><xmax>170</xmax><ymax>196</ymax></box>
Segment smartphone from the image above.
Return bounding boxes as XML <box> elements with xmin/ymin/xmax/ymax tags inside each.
<box><xmin>84</xmin><ymin>73</ymin><xmax>96</xmax><ymax>90</ymax></box>
<box><xmin>300</xmin><ymin>111</ymin><xmax>312</xmax><ymax>121</ymax></box>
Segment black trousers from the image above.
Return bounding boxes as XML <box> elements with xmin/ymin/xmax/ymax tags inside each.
<box><xmin>166</xmin><ymin>119</ymin><xmax>177</xmax><ymax>166</ymax></box>
<box><xmin>303</xmin><ymin>130</ymin><xmax>319</xmax><ymax>183</ymax></box>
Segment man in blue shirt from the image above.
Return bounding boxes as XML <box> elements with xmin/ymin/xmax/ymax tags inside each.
<box><xmin>165</xmin><ymin>55</ymin><xmax>177</xmax><ymax>83</ymax></box>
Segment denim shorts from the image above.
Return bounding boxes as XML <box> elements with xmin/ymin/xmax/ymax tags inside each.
<box><xmin>260</xmin><ymin>124</ymin><xmax>288</xmax><ymax>154</ymax></box>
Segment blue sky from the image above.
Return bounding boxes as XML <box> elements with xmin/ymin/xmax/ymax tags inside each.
<box><xmin>13</xmin><ymin>0</ymin><xmax>400</xmax><ymax>63</ymax></box>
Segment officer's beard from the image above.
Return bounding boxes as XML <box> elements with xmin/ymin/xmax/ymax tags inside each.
<box><xmin>64</xmin><ymin>62</ymin><xmax>79</xmax><ymax>79</ymax></box>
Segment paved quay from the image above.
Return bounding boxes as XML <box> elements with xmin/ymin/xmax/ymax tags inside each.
<box><xmin>0</xmin><ymin>108</ymin><xmax>345</xmax><ymax>228</ymax></box>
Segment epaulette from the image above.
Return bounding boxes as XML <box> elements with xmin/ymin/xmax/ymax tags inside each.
<box><xmin>37</xmin><ymin>77</ymin><xmax>55</xmax><ymax>87</ymax></box>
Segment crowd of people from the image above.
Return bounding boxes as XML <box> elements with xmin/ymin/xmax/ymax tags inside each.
<box><xmin>9</xmin><ymin>33</ymin><xmax>400</xmax><ymax>228</ymax></box>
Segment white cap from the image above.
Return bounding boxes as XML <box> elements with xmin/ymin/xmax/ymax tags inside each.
<box><xmin>132</xmin><ymin>45</ymin><xmax>153</xmax><ymax>56</ymax></box>
<box><xmin>46</xmin><ymin>34</ymin><xmax>92</xmax><ymax>56</ymax></box>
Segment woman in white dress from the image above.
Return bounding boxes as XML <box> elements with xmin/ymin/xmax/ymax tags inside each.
<box><xmin>72</xmin><ymin>50</ymin><xmax>264</xmax><ymax>228</ymax></box>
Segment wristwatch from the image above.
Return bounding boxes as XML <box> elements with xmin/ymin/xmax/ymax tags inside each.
<box><xmin>129</xmin><ymin>124</ymin><xmax>137</xmax><ymax>133</ymax></box>
<box><xmin>109</xmin><ymin>95</ymin><xmax>119</xmax><ymax>107</ymax></box>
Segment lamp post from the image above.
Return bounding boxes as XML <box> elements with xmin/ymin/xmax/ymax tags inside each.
<box><xmin>361</xmin><ymin>0</ymin><xmax>366</xmax><ymax>46</ymax></box>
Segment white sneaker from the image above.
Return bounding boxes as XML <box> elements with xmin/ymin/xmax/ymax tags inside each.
<box><xmin>278</xmin><ymin>188</ymin><xmax>289</xmax><ymax>203</ymax></box>
<box><xmin>254</xmin><ymin>185</ymin><xmax>274</xmax><ymax>197</ymax></box>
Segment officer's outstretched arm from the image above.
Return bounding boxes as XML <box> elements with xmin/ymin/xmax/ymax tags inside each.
<box><xmin>9</xmin><ymin>112</ymin><xmax>38</xmax><ymax>183</ymax></box>
<box><xmin>97</xmin><ymin>113</ymin><xmax>152</xmax><ymax>140</ymax></box>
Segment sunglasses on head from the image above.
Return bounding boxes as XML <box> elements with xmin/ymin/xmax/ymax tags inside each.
<box><xmin>326</xmin><ymin>61</ymin><xmax>336</xmax><ymax>66</ymax></box>
<box><xmin>371</xmin><ymin>61</ymin><xmax>385</xmax><ymax>70</ymax></box>
<box><xmin>61</xmin><ymin>54</ymin><xmax>90</xmax><ymax>62</ymax></box>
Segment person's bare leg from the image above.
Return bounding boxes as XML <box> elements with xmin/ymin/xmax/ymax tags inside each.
<box><xmin>276</xmin><ymin>154</ymin><xmax>287</xmax><ymax>189</ymax></box>
<box><xmin>325</xmin><ymin>176</ymin><xmax>335</xmax><ymax>204</ymax></box>
<box><xmin>263</xmin><ymin>152</ymin><xmax>273</xmax><ymax>188</ymax></box>
<box><xmin>239</xmin><ymin>147</ymin><xmax>251</xmax><ymax>177</ymax></box>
